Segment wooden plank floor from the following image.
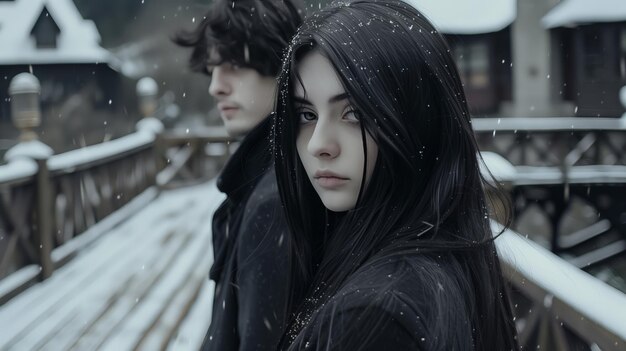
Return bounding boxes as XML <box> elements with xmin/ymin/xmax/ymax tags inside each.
<box><xmin>0</xmin><ymin>181</ymin><xmax>224</xmax><ymax>351</ymax></box>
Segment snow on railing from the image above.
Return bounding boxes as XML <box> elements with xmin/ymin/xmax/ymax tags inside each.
<box><xmin>496</xmin><ymin>223</ymin><xmax>626</xmax><ymax>350</ymax></box>
<box><xmin>0</xmin><ymin>158</ymin><xmax>37</xmax><ymax>184</ymax></box>
<box><xmin>48</xmin><ymin>130</ymin><xmax>155</xmax><ymax>172</ymax></box>
<box><xmin>473</xmin><ymin>116</ymin><xmax>626</xmax><ymax>132</ymax></box>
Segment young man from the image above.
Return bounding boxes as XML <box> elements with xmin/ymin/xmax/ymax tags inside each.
<box><xmin>175</xmin><ymin>1</ymin><xmax>304</xmax><ymax>350</ymax></box>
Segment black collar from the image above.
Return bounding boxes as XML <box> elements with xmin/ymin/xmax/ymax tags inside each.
<box><xmin>217</xmin><ymin>117</ymin><xmax>273</xmax><ymax>200</ymax></box>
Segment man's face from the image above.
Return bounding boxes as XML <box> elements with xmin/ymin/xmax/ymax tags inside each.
<box><xmin>207</xmin><ymin>52</ymin><xmax>277</xmax><ymax>137</ymax></box>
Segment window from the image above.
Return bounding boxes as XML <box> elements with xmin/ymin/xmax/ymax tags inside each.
<box><xmin>453</xmin><ymin>41</ymin><xmax>489</xmax><ymax>89</ymax></box>
<box><xmin>582</xmin><ymin>27</ymin><xmax>605</xmax><ymax>79</ymax></box>
<box><xmin>469</xmin><ymin>43</ymin><xmax>489</xmax><ymax>88</ymax></box>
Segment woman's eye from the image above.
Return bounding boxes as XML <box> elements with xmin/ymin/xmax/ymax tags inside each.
<box><xmin>343</xmin><ymin>109</ymin><xmax>361</xmax><ymax>122</ymax></box>
<box><xmin>297</xmin><ymin>111</ymin><xmax>317</xmax><ymax>123</ymax></box>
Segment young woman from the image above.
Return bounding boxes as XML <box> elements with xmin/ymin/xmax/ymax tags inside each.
<box><xmin>272</xmin><ymin>0</ymin><xmax>519</xmax><ymax>350</ymax></box>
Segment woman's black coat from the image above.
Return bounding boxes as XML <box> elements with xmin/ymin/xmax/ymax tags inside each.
<box><xmin>286</xmin><ymin>254</ymin><xmax>478</xmax><ymax>351</ymax></box>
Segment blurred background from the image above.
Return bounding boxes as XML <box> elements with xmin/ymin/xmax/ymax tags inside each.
<box><xmin>0</xmin><ymin>0</ymin><xmax>339</xmax><ymax>159</ymax></box>
<box><xmin>1</xmin><ymin>0</ymin><xmax>624</xmax><ymax>156</ymax></box>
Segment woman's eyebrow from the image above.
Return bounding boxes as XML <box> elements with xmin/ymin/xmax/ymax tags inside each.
<box><xmin>329</xmin><ymin>93</ymin><xmax>350</xmax><ymax>103</ymax></box>
<box><xmin>293</xmin><ymin>96</ymin><xmax>312</xmax><ymax>105</ymax></box>
<box><xmin>293</xmin><ymin>93</ymin><xmax>350</xmax><ymax>105</ymax></box>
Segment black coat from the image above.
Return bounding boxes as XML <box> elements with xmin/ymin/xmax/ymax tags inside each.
<box><xmin>286</xmin><ymin>254</ymin><xmax>476</xmax><ymax>351</ymax></box>
<box><xmin>201</xmin><ymin>119</ymin><xmax>290</xmax><ymax>351</ymax></box>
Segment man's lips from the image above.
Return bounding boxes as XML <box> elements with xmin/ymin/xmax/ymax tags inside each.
<box><xmin>217</xmin><ymin>102</ymin><xmax>239</xmax><ymax>110</ymax></box>
<box><xmin>217</xmin><ymin>103</ymin><xmax>239</xmax><ymax>119</ymax></box>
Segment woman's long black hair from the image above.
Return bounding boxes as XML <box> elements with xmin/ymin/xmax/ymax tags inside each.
<box><xmin>273</xmin><ymin>0</ymin><xmax>518</xmax><ymax>349</ymax></box>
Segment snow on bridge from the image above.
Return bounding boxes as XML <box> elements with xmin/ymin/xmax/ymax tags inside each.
<box><xmin>0</xmin><ymin>180</ymin><xmax>224</xmax><ymax>351</ymax></box>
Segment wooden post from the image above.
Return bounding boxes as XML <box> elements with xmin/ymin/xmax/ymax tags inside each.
<box><xmin>7</xmin><ymin>72</ymin><xmax>55</xmax><ymax>279</ymax></box>
<box><xmin>35</xmin><ymin>157</ymin><xmax>54</xmax><ymax>279</ymax></box>
<box><xmin>154</xmin><ymin>133</ymin><xmax>167</xmax><ymax>174</ymax></box>
<box><xmin>136</xmin><ymin>77</ymin><xmax>164</xmax><ymax>186</ymax></box>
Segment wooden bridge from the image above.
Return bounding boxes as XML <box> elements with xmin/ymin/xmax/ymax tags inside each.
<box><xmin>0</xmin><ymin>182</ymin><xmax>222</xmax><ymax>350</ymax></box>
<box><xmin>1</xmin><ymin>77</ymin><xmax>625</xmax><ymax>350</ymax></box>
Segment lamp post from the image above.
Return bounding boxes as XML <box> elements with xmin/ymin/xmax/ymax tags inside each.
<box><xmin>135</xmin><ymin>77</ymin><xmax>164</xmax><ymax>134</ymax></box>
<box><xmin>9</xmin><ymin>73</ymin><xmax>42</xmax><ymax>142</ymax></box>
<box><xmin>135</xmin><ymin>77</ymin><xmax>164</xmax><ymax>178</ymax></box>
<box><xmin>6</xmin><ymin>72</ymin><xmax>54</xmax><ymax>279</ymax></box>
<box><xmin>136</xmin><ymin>77</ymin><xmax>158</xmax><ymax>118</ymax></box>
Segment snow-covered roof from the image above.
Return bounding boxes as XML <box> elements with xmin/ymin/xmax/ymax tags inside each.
<box><xmin>404</xmin><ymin>0</ymin><xmax>516</xmax><ymax>34</ymax></box>
<box><xmin>0</xmin><ymin>0</ymin><xmax>112</xmax><ymax>65</ymax></box>
<box><xmin>542</xmin><ymin>0</ymin><xmax>626</xmax><ymax>29</ymax></box>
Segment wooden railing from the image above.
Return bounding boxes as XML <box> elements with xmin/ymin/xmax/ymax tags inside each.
<box><xmin>476</xmin><ymin>117</ymin><xmax>626</xmax><ymax>267</ymax></box>
<box><xmin>0</xmin><ymin>121</ymin><xmax>160</xmax><ymax>302</ymax></box>
<box><xmin>496</xmin><ymin>222</ymin><xmax>626</xmax><ymax>351</ymax></box>
<box><xmin>155</xmin><ymin>127</ymin><xmax>234</xmax><ymax>188</ymax></box>
<box><xmin>473</xmin><ymin>117</ymin><xmax>626</xmax><ymax>166</ymax></box>
<box><xmin>0</xmin><ymin>119</ymin><xmax>235</xmax><ymax>304</ymax></box>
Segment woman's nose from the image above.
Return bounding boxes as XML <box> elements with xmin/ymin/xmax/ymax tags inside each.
<box><xmin>307</xmin><ymin>119</ymin><xmax>340</xmax><ymax>159</ymax></box>
<box><xmin>208</xmin><ymin>66</ymin><xmax>232</xmax><ymax>98</ymax></box>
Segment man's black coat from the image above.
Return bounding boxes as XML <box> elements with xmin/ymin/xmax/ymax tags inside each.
<box><xmin>201</xmin><ymin>119</ymin><xmax>289</xmax><ymax>351</ymax></box>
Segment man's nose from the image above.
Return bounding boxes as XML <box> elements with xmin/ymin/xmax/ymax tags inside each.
<box><xmin>208</xmin><ymin>66</ymin><xmax>232</xmax><ymax>98</ymax></box>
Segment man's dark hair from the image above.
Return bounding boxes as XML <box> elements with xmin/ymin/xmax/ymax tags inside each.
<box><xmin>174</xmin><ymin>0</ymin><xmax>304</xmax><ymax>77</ymax></box>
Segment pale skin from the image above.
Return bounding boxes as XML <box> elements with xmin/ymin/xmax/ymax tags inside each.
<box><xmin>294</xmin><ymin>52</ymin><xmax>378</xmax><ymax>212</ymax></box>
<box><xmin>207</xmin><ymin>52</ymin><xmax>277</xmax><ymax>137</ymax></box>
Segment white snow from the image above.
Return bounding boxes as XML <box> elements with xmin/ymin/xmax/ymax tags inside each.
<box><xmin>0</xmin><ymin>180</ymin><xmax>224</xmax><ymax>350</ymax></box>
<box><xmin>47</xmin><ymin>131</ymin><xmax>155</xmax><ymax>172</ymax></box>
<box><xmin>494</xmin><ymin>222</ymin><xmax>626</xmax><ymax>341</ymax></box>
<box><xmin>0</xmin><ymin>265</ymin><xmax>40</xmax><ymax>301</ymax></box>
<box><xmin>136</xmin><ymin>117</ymin><xmax>165</xmax><ymax>135</ymax></box>
<box><xmin>543</xmin><ymin>0</ymin><xmax>626</xmax><ymax>28</ymax></box>
<box><xmin>136</xmin><ymin>77</ymin><xmax>158</xmax><ymax>97</ymax></box>
<box><xmin>0</xmin><ymin>0</ymin><xmax>112</xmax><ymax>65</ymax></box>
<box><xmin>8</xmin><ymin>73</ymin><xmax>41</xmax><ymax>94</ymax></box>
<box><xmin>50</xmin><ymin>187</ymin><xmax>159</xmax><ymax>264</ymax></box>
<box><xmin>472</xmin><ymin>117</ymin><xmax>626</xmax><ymax>132</ymax></box>
<box><xmin>166</xmin><ymin>279</ymin><xmax>215</xmax><ymax>351</ymax></box>
<box><xmin>1</xmin><ymin>127</ymin><xmax>159</xmax><ymax>183</ymax></box>
<box><xmin>4</xmin><ymin>140</ymin><xmax>54</xmax><ymax>162</ymax></box>
<box><xmin>480</xmin><ymin>151</ymin><xmax>517</xmax><ymax>183</ymax></box>
<box><xmin>404</xmin><ymin>0</ymin><xmax>516</xmax><ymax>34</ymax></box>
<box><xmin>514</xmin><ymin>165</ymin><xmax>626</xmax><ymax>185</ymax></box>
<box><xmin>0</xmin><ymin>158</ymin><xmax>37</xmax><ymax>183</ymax></box>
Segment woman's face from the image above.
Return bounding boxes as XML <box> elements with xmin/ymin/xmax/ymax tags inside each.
<box><xmin>294</xmin><ymin>52</ymin><xmax>378</xmax><ymax>212</ymax></box>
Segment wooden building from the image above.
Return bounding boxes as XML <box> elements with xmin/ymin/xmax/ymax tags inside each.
<box><xmin>0</xmin><ymin>0</ymin><xmax>124</xmax><ymax>151</ymax></box>
<box><xmin>543</xmin><ymin>0</ymin><xmax>626</xmax><ymax>117</ymax></box>
<box><xmin>406</xmin><ymin>0</ymin><xmax>515</xmax><ymax>116</ymax></box>
<box><xmin>409</xmin><ymin>0</ymin><xmax>626</xmax><ymax>118</ymax></box>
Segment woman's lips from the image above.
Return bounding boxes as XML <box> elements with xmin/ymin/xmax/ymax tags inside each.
<box><xmin>315</xmin><ymin>176</ymin><xmax>348</xmax><ymax>188</ymax></box>
<box><xmin>314</xmin><ymin>171</ymin><xmax>349</xmax><ymax>188</ymax></box>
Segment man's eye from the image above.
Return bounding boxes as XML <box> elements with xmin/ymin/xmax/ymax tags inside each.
<box><xmin>206</xmin><ymin>65</ymin><xmax>215</xmax><ymax>75</ymax></box>
<box><xmin>343</xmin><ymin>109</ymin><xmax>361</xmax><ymax>122</ymax></box>
<box><xmin>297</xmin><ymin>111</ymin><xmax>317</xmax><ymax>122</ymax></box>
